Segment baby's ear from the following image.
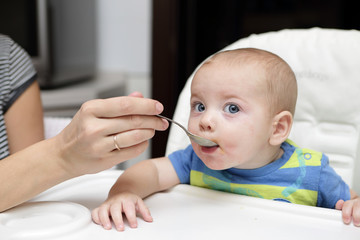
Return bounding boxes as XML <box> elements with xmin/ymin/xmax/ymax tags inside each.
<box><xmin>269</xmin><ymin>111</ymin><xmax>293</xmax><ymax>146</ymax></box>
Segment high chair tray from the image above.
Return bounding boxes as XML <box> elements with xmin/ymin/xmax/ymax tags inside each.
<box><xmin>1</xmin><ymin>170</ymin><xmax>358</xmax><ymax>240</ymax></box>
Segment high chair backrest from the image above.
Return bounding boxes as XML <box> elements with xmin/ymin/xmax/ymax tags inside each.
<box><xmin>165</xmin><ymin>28</ymin><xmax>360</xmax><ymax>194</ymax></box>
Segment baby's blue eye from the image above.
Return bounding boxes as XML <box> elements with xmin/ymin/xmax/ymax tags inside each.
<box><xmin>224</xmin><ymin>104</ymin><xmax>240</xmax><ymax>114</ymax></box>
<box><xmin>194</xmin><ymin>103</ymin><xmax>205</xmax><ymax>112</ymax></box>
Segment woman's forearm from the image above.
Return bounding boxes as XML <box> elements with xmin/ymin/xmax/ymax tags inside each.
<box><xmin>0</xmin><ymin>138</ymin><xmax>70</xmax><ymax>212</ymax></box>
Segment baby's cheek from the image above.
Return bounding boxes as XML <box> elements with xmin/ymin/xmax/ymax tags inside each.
<box><xmin>223</xmin><ymin>127</ymin><xmax>243</xmax><ymax>143</ymax></box>
<box><xmin>222</xmin><ymin>138</ymin><xmax>240</xmax><ymax>153</ymax></box>
<box><xmin>222</xmin><ymin>131</ymin><xmax>250</xmax><ymax>154</ymax></box>
<box><xmin>187</xmin><ymin>121</ymin><xmax>197</xmax><ymax>133</ymax></box>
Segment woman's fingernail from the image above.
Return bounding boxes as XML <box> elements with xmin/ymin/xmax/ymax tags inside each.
<box><xmin>156</xmin><ymin>102</ymin><xmax>163</xmax><ymax>112</ymax></box>
<box><xmin>162</xmin><ymin>119</ymin><xmax>169</xmax><ymax>128</ymax></box>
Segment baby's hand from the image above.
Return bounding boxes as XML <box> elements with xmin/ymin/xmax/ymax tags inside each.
<box><xmin>335</xmin><ymin>198</ymin><xmax>360</xmax><ymax>227</ymax></box>
<box><xmin>91</xmin><ymin>192</ymin><xmax>153</xmax><ymax>231</ymax></box>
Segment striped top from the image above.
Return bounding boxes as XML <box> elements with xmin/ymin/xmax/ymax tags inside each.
<box><xmin>169</xmin><ymin>140</ymin><xmax>350</xmax><ymax>208</ymax></box>
<box><xmin>0</xmin><ymin>34</ymin><xmax>37</xmax><ymax>159</ymax></box>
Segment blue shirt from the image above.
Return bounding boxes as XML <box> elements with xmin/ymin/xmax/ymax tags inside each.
<box><xmin>169</xmin><ymin>140</ymin><xmax>350</xmax><ymax>208</ymax></box>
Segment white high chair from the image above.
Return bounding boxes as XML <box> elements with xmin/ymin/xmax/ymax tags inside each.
<box><xmin>165</xmin><ymin>27</ymin><xmax>360</xmax><ymax>194</ymax></box>
<box><xmin>8</xmin><ymin>40</ymin><xmax>359</xmax><ymax>237</ymax></box>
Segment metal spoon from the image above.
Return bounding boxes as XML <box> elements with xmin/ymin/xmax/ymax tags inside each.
<box><xmin>157</xmin><ymin>114</ymin><xmax>218</xmax><ymax>147</ymax></box>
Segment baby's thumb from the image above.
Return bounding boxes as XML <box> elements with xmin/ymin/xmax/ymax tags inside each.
<box><xmin>335</xmin><ymin>199</ymin><xmax>344</xmax><ymax>210</ymax></box>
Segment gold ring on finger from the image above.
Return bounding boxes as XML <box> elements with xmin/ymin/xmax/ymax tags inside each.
<box><xmin>113</xmin><ymin>134</ymin><xmax>121</xmax><ymax>151</ymax></box>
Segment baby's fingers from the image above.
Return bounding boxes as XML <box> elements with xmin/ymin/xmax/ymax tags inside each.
<box><xmin>97</xmin><ymin>205</ymin><xmax>113</xmax><ymax>230</ymax></box>
<box><xmin>341</xmin><ymin>199</ymin><xmax>360</xmax><ymax>227</ymax></box>
<box><xmin>335</xmin><ymin>199</ymin><xmax>344</xmax><ymax>210</ymax></box>
<box><xmin>341</xmin><ymin>200</ymin><xmax>353</xmax><ymax>225</ymax></box>
<box><xmin>123</xmin><ymin>201</ymin><xmax>139</xmax><ymax>228</ymax></box>
<box><xmin>110</xmin><ymin>204</ymin><xmax>125</xmax><ymax>231</ymax></box>
<box><xmin>352</xmin><ymin>199</ymin><xmax>360</xmax><ymax>227</ymax></box>
<box><xmin>136</xmin><ymin>199</ymin><xmax>153</xmax><ymax>223</ymax></box>
<box><xmin>91</xmin><ymin>207</ymin><xmax>101</xmax><ymax>225</ymax></box>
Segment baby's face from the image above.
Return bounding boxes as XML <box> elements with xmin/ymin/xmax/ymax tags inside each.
<box><xmin>188</xmin><ymin>61</ymin><xmax>275</xmax><ymax>170</ymax></box>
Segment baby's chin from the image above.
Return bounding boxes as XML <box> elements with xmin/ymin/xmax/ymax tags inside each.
<box><xmin>202</xmin><ymin>158</ymin><xmax>229</xmax><ymax>170</ymax></box>
<box><xmin>193</xmin><ymin>149</ymin><xmax>230</xmax><ymax>170</ymax></box>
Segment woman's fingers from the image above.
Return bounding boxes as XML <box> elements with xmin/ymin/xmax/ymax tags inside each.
<box><xmin>112</xmin><ymin>129</ymin><xmax>155</xmax><ymax>149</ymax></box>
<box><xmin>98</xmin><ymin>115</ymin><xmax>168</xmax><ymax>136</ymax></box>
<box><xmin>62</xmin><ymin>117</ymin><xmax>166</xmax><ymax>155</ymax></box>
<box><xmin>113</xmin><ymin>141</ymin><xmax>148</xmax><ymax>163</ymax></box>
<box><xmin>82</xmin><ymin>96</ymin><xmax>164</xmax><ymax>118</ymax></box>
<box><xmin>79</xmin><ymin>126</ymin><xmax>157</xmax><ymax>154</ymax></box>
<box><xmin>56</xmin><ymin>95</ymin><xmax>169</xmax><ymax>175</ymax></box>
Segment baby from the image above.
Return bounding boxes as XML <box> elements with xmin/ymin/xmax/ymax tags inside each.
<box><xmin>92</xmin><ymin>48</ymin><xmax>360</xmax><ymax>231</ymax></box>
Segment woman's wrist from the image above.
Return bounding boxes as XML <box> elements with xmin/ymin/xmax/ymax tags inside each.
<box><xmin>43</xmin><ymin>136</ymin><xmax>78</xmax><ymax>180</ymax></box>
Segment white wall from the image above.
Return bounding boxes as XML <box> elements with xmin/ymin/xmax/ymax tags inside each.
<box><xmin>96</xmin><ymin>0</ymin><xmax>151</xmax><ymax>75</ymax></box>
<box><xmin>96</xmin><ymin>0</ymin><xmax>152</xmax><ymax>166</ymax></box>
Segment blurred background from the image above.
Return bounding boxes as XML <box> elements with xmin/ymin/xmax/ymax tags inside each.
<box><xmin>0</xmin><ymin>0</ymin><xmax>359</xmax><ymax>165</ymax></box>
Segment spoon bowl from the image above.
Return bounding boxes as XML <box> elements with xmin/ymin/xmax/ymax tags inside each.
<box><xmin>157</xmin><ymin>115</ymin><xmax>218</xmax><ymax>147</ymax></box>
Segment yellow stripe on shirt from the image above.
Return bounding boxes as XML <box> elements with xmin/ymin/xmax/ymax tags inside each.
<box><xmin>190</xmin><ymin>171</ymin><xmax>318</xmax><ymax>206</ymax></box>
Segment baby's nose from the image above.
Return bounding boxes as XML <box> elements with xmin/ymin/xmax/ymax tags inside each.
<box><xmin>199</xmin><ymin>114</ymin><xmax>215</xmax><ymax>131</ymax></box>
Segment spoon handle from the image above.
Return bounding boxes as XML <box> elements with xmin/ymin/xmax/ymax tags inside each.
<box><xmin>156</xmin><ymin>114</ymin><xmax>218</xmax><ymax>147</ymax></box>
<box><xmin>156</xmin><ymin>114</ymin><xmax>189</xmax><ymax>134</ymax></box>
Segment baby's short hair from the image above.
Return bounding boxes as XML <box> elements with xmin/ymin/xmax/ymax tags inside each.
<box><xmin>207</xmin><ymin>48</ymin><xmax>297</xmax><ymax>116</ymax></box>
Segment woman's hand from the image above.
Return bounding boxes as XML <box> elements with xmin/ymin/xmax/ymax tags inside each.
<box><xmin>54</xmin><ymin>93</ymin><xmax>169</xmax><ymax>176</ymax></box>
<box><xmin>92</xmin><ymin>192</ymin><xmax>153</xmax><ymax>231</ymax></box>
<box><xmin>0</xmin><ymin>92</ymin><xmax>168</xmax><ymax>212</ymax></box>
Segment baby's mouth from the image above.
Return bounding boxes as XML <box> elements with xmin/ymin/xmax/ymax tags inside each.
<box><xmin>203</xmin><ymin>138</ymin><xmax>219</xmax><ymax>148</ymax></box>
<box><xmin>191</xmin><ymin>134</ymin><xmax>218</xmax><ymax>147</ymax></box>
<box><xmin>200</xmin><ymin>144</ymin><xmax>219</xmax><ymax>153</ymax></box>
